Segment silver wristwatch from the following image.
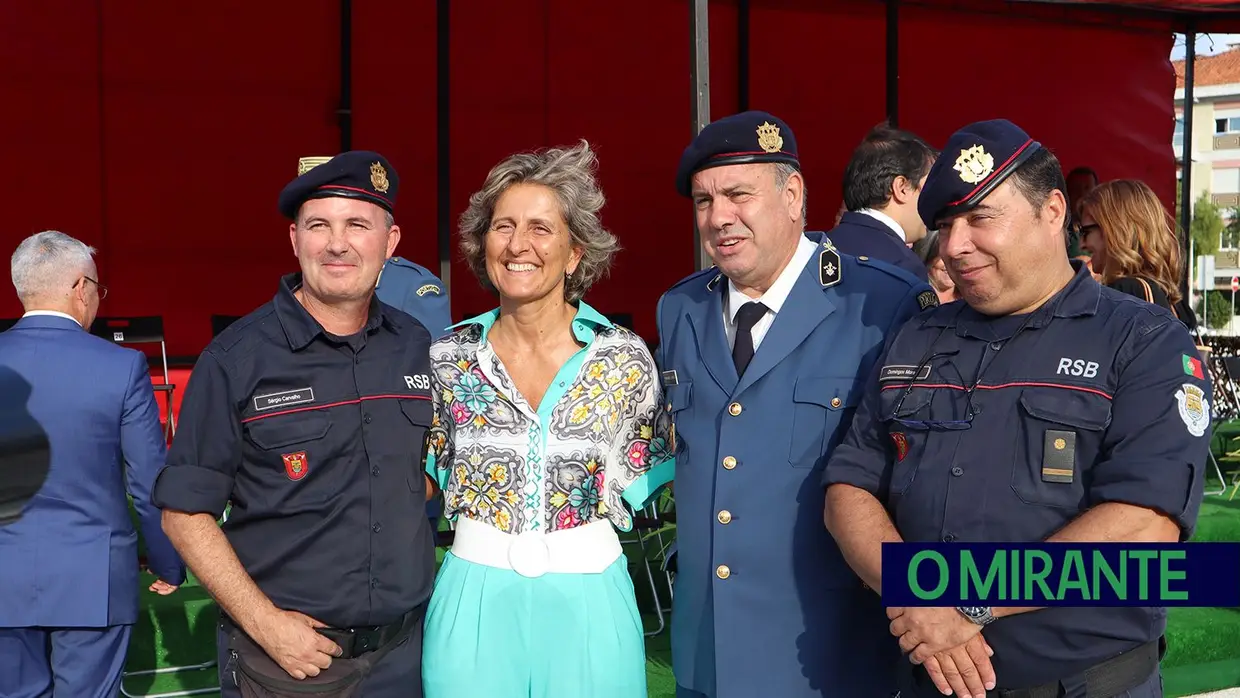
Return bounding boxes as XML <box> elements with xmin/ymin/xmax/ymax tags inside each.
<box><xmin>957</xmin><ymin>606</ymin><xmax>995</xmax><ymax>626</ymax></box>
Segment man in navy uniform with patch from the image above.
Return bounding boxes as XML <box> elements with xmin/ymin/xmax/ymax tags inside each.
<box><xmin>298</xmin><ymin>156</ymin><xmax>453</xmax><ymax>535</ymax></box>
<box><xmin>824</xmin><ymin>120</ymin><xmax>1210</xmax><ymax>698</ymax></box>
<box><xmin>154</xmin><ymin>151</ymin><xmax>438</xmax><ymax>697</ymax></box>
<box><xmin>657</xmin><ymin>110</ymin><xmax>937</xmax><ymax>698</ymax></box>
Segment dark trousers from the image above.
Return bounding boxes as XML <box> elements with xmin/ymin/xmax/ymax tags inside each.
<box><xmin>216</xmin><ymin>619</ymin><xmax>424</xmax><ymax>698</ymax></box>
<box><xmin>899</xmin><ymin>667</ymin><xmax>1162</xmax><ymax>698</ymax></box>
<box><xmin>0</xmin><ymin>624</ymin><xmax>133</xmax><ymax>698</ymax></box>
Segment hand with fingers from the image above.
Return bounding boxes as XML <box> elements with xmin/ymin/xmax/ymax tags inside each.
<box><xmin>887</xmin><ymin>606</ymin><xmax>997</xmax><ymax>697</ymax></box>
<box><xmin>255</xmin><ymin>609</ymin><xmax>344</xmax><ymax>680</ymax></box>
<box><xmin>922</xmin><ymin>634</ymin><xmax>996</xmax><ymax>698</ymax></box>
<box><xmin>148</xmin><ymin>579</ymin><xmax>179</xmax><ymax>595</ymax></box>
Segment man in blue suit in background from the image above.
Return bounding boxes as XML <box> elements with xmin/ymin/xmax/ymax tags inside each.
<box><xmin>827</xmin><ymin>123</ymin><xmax>936</xmax><ymax>281</ymax></box>
<box><xmin>659</xmin><ymin>111</ymin><xmax>937</xmax><ymax>698</ymax></box>
<box><xmin>0</xmin><ymin>230</ymin><xmax>184</xmax><ymax>698</ymax></box>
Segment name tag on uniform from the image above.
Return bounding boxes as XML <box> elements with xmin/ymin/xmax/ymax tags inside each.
<box><xmin>878</xmin><ymin>365</ymin><xmax>931</xmax><ymax>383</ymax></box>
<box><xmin>1041</xmin><ymin>430</ymin><xmax>1076</xmax><ymax>484</ymax></box>
<box><xmin>253</xmin><ymin>387</ymin><xmax>315</xmax><ymax>412</ymax></box>
<box><xmin>662</xmin><ymin>370</ymin><xmax>679</xmax><ymax>387</ymax></box>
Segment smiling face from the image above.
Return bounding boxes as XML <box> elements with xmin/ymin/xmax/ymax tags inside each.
<box><xmin>289</xmin><ymin>197</ymin><xmax>399</xmax><ymax>305</ymax></box>
<box><xmin>484</xmin><ymin>183</ymin><xmax>583</xmax><ymax>305</ymax></box>
<box><xmin>936</xmin><ymin>179</ymin><xmax>1069</xmax><ymax>315</ymax></box>
<box><xmin>691</xmin><ymin>163</ymin><xmax>803</xmax><ymax>296</ymax></box>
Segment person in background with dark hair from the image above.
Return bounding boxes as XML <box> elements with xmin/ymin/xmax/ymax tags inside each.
<box><xmin>1065</xmin><ymin>165</ymin><xmax>1099</xmax><ymax>258</ymax></box>
<box><xmin>827</xmin><ymin>123</ymin><xmax>937</xmax><ymax>280</ymax></box>
<box><xmin>1078</xmin><ymin>179</ymin><xmax>1198</xmax><ymax>330</ymax></box>
<box><xmin>825</xmin><ymin>120</ymin><xmax>1206</xmax><ymax>698</ymax></box>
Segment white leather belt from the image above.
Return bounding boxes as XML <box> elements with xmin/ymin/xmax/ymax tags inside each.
<box><xmin>450</xmin><ymin>516</ymin><xmax>623</xmax><ymax>578</ymax></box>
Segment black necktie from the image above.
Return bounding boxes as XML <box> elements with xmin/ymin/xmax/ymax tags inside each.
<box><xmin>732</xmin><ymin>301</ymin><xmax>768</xmax><ymax>376</ymax></box>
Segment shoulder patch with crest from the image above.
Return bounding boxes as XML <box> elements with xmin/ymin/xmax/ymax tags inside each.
<box><xmin>819</xmin><ymin>247</ymin><xmax>841</xmax><ymax>288</ymax></box>
<box><xmin>917</xmin><ymin>290</ymin><xmax>939</xmax><ymax>311</ymax></box>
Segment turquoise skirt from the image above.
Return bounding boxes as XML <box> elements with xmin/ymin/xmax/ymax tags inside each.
<box><xmin>423</xmin><ymin>551</ymin><xmax>648</xmax><ymax>698</ymax></box>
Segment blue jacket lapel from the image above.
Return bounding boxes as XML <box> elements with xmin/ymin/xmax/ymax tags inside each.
<box><xmin>688</xmin><ymin>272</ymin><xmax>739</xmax><ymax>395</ymax></box>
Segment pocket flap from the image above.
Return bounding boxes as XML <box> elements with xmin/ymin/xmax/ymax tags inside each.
<box><xmin>793</xmin><ymin>377</ymin><xmax>857</xmax><ymax>410</ymax></box>
<box><xmin>666</xmin><ymin>382</ymin><xmax>693</xmax><ymax>412</ymax></box>
<box><xmin>246</xmin><ymin>413</ymin><xmax>332</xmax><ymax>450</ymax></box>
<box><xmin>1018</xmin><ymin>389</ymin><xmax>1112</xmax><ymax>431</ymax></box>
<box><xmin>400</xmin><ymin>398</ymin><xmax>434</xmax><ymax>426</ymax></box>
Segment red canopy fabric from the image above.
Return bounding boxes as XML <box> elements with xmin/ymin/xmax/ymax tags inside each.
<box><xmin>0</xmin><ymin>0</ymin><xmax>1220</xmax><ymax>355</ymax></box>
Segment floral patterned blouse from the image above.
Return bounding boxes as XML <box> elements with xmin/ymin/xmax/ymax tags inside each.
<box><xmin>425</xmin><ymin>302</ymin><xmax>675</xmax><ymax>534</ymax></box>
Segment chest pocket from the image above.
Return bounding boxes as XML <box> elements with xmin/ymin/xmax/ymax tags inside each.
<box><xmin>664</xmin><ymin>382</ymin><xmax>693</xmax><ymax>462</ymax></box>
<box><xmin>244</xmin><ymin>413</ymin><xmax>335</xmax><ymax>502</ymax></box>
<box><xmin>879</xmin><ymin>388</ymin><xmax>934</xmax><ymax>496</ymax></box>
<box><xmin>401</xmin><ymin>399</ymin><xmax>434</xmax><ymax>496</ymax></box>
<box><xmin>789</xmin><ymin>377</ymin><xmax>859</xmax><ymax>468</ymax></box>
<box><xmin>1012</xmin><ymin>388</ymin><xmax>1111</xmax><ymax>509</ymax></box>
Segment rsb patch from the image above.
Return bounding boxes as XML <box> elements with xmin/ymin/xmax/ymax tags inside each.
<box><xmin>891</xmin><ymin>432</ymin><xmax>909</xmax><ymax>461</ymax></box>
<box><xmin>282</xmin><ymin>451</ymin><xmax>309</xmax><ymax>481</ymax></box>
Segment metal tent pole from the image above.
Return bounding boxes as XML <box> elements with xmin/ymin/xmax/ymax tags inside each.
<box><xmin>1181</xmin><ymin>22</ymin><xmax>1196</xmax><ymax>307</ymax></box>
<box><xmin>691</xmin><ymin>0</ymin><xmax>711</xmax><ymax>271</ymax></box>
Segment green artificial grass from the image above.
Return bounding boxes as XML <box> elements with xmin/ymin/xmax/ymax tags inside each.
<box><xmin>123</xmin><ymin>497</ymin><xmax>1240</xmax><ymax>697</ymax></box>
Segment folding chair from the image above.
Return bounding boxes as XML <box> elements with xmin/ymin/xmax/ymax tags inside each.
<box><xmin>90</xmin><ymin>316</ymin><xmax>177</xmax><ymax>442</ymax></box>
<box><xmin>119</xmin><ymin>661</ymin><xmax>219</xmax><ymax>698</ymax></box>
<box><xmin>620</xmin><ymin>500</ymin><xmax>676</xmax><ymax>637</ymax></box>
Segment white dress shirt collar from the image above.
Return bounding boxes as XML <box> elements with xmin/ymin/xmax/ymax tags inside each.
<box><xmin>21</xmin><ymin>310</ymin><xmax>82</xmax><ymax>327</ymax></box>
<box><xmin>856</xmin><ymin>208</ymin><xmax>906</xmax><ymax>242</ymax></box>
<box><xmin>726</xmin><ymin>234</ymin><xmax>819</xmax><ymax>323</ymax></box>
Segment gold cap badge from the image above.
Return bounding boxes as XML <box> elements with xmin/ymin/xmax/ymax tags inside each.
<box><xmin>953</xmin><ymin>145</ymin><xmax>994</xmax><ymax>185</ymax></box>
<box><xmin>370</xmin><ymin>161</ymin><xmax>390</xmax><ymax>193</ymax></box>
<box><xmin>297</xmin><ymin>156</ymin><xmax>332</xmax><ymax>175</ymax></box>
<box><xmin>756</xmin><ymin>121</ymin><xmax>783</xmax><ymax>154</ymax></box>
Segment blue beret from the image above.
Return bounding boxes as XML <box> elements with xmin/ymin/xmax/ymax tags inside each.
<box><xmin>917</xmin><ymin>119</ymin><xmax>1042</xmax><ymax>229</ymax></box>
<box><xmin>676</xmin><ymin>111</ymin><xmax>799</xmax><ymax>197</ymax></box>
<box><xmin>278</xmin><ymin>151</ymin><xmax>399</xmax><ymax>219</ymax></box>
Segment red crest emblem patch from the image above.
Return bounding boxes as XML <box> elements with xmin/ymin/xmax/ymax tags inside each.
<box><xmin>282</xmin><ymin>451</ymin><xmax>308</xmax><ymax>481</ymax></box>
<box><xmin>890</xmin><ymin>433</ymin><xmax>909</xmax><ymax>462</ymax></box>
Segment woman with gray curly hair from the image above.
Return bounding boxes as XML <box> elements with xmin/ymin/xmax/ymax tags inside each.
<box><xmin>420</xmin><ymin>140</ymin><xmax>674</xmax><ymax>697</ymax></box>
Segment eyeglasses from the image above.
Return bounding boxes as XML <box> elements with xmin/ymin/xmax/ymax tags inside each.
<box><xmin>78</xmin><ymin>276</ymin><xmax>108</xmax><ymax>300</ymax></box>
<box><xmin>890</xmin><ymin>349</ymin><xmax>977</xmax><ymax>431</ymax></box>
<box><xmin>889</xmin><ymin>309</ymin><xmax>1041</xmax><ymax>431</ymax></box>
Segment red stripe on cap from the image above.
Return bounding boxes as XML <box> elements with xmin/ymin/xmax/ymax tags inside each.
<box><xmin>946</xmin><ymin>138</ymin><xmax>1034</xmax><ymax>208</ymax></box>
<box><xmin>709</xmin><ymin>149</ymin><xmax>797</xmax><ymax>160</ymax></box>
<box><xmin>316</xmin><ymin>184</ymin><xmax>393</xmax><ymax>206</ymax></box>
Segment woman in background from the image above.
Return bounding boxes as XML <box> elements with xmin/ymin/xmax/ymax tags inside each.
<box><xmin>1077</xmin><ymin>179</ymin><xmax>1198</xmax><ymax>330</ymax></box>
<box><xmin>421</xmin><ymin>141</ymin><xmax>674</xmax><ymax>698</ymax></box>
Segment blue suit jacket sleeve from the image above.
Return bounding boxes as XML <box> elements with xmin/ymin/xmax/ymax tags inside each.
<box><xmin>121</xmin><ymin>353</ymin><xmax>186</xmax><ymax>585</ymax></box>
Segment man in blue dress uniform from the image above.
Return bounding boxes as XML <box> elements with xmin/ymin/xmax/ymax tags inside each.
<box><xmin>375</xmin><ymin>257</ymin><xmax>450</xmax><ymax>340</ymax></box>
<box><xmin>824</xmin><ymin>120</ymin><xmax>1209</xmax><ymax>698</ymax></box>
<box><xmin>657</xmin><ymin>110</ymin><xmax>938</xmax><ymax>698</ymax></box>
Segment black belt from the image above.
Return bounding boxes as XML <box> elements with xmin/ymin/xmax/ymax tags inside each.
<box><xmin>222</xmin><ymin>606</ymin><xmax>421</xmax><ymax>661</ymax></box>
<box><xmin>996</xmin><ymin>638</ymin><xmax>1162</xmax><ymax>698</ymax></box>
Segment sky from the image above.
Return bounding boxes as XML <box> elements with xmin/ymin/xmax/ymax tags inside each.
<box><xmin>1172</xmin><ymin>33</ymin><xmax>1240</xmax><ymax>60</ymax></box>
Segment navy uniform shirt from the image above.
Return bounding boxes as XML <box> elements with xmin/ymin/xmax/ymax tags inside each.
<box><xmin>824</xmin><ymin>262</ymin><xmax>1211</xmax><ymax>689</ymax></box>
<box><xmin>152</xmin><ymin>273</ymin><xmax>436</xmax><ymax>629</ymax></box>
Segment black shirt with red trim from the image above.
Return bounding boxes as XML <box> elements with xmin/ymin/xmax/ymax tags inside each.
<box><xmin>824</xmin><ymin>261</ymin><xmax>1211</xmax><ymax>690</ymax></box>
<box><xmin>152</xmin><ymin>273</ymin><xmax>435</xmax><ymax>629</ymax></box>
